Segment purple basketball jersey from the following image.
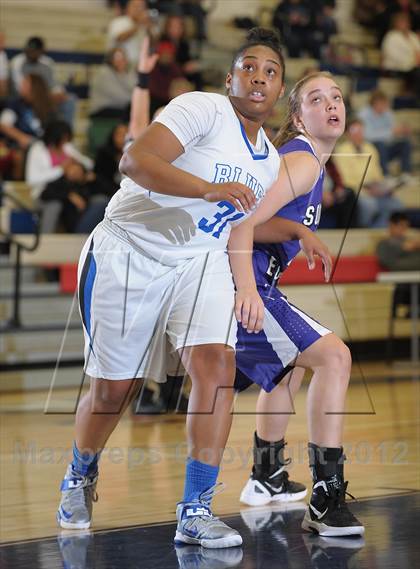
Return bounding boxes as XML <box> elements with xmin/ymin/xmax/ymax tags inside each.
<box><xmin>253</xmin><ymin>135</ymin><xmax>324</xmax><ymax>286</ymax></box>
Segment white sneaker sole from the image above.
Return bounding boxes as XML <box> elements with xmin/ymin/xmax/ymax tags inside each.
<box><xmin>240</xmin><ymin>487</ymin><xmax>307</xmax><ymax>506</ymax></box>
<box><xmin>174</xmin><ymin>531</ymin><xmax>243</xmax><ymax>549</ymax></box>
<box><xmin>301</xmin><ymin>511</ymin><xmax>365</xmax><ymax>537</ymax></box>
<box><xmin>57</xmin><ymin>512</ymin><xmax>91</xmax><ymax>530</ymax></box>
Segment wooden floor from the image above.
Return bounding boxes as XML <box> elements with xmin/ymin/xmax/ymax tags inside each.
<box><xmin>1</xmin><ymin>362</ymin><xmax>419</xmax><ymax>544</ymax></box>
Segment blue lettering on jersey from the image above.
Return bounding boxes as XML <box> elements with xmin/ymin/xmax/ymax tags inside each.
<box><xmin>199</xmin><ymin>163</ymin><xmax>265</xmax><ymax>239</ymax></box>
<box><xmin>198</xmin><ymin>201</ymin><xmax>244</xmax><ymax>239</ymax></box>
<box><xmin>213</xmin><ymin>163</ymin><xmax>233</xmax><ymax>183</ymax></box>
<box><xmin>245</xmin><ymin>173</ymin><xmax>265</xmax><ymax>200</ymax></box>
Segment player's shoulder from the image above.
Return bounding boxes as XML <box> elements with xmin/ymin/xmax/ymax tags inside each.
<box><xmin>169</xmin><ymin>90</ymin><xmax>227</xmax><ymax>112</ymax></box>
<box><xmin>278</xmin><ymin>134</ymin><xmax>316</xmax><ymax>157</ymax></box>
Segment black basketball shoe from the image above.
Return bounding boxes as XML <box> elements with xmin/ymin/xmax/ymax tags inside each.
<box><xmin>240</xmin><ymin>461</ymin><xmax>307</xmax><ymax>506</ymax></box>
<box><xmin>241</xmin><ymin>433</ymin><xmax>307</xmax><ymax>506</ymax></box>
<box><xmin>302</xmin><ymin>475</ymin><xmax>364</xmax><ymax>537</ymax></box>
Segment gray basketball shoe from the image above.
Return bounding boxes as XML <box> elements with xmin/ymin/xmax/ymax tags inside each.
<box><xmin>57</xmin><ymin>465</ymin><xmax>98</xmax><ymax>529</ymax></box>
<box><xmin>174</xmin><ymin>484</ymin><xmax>243</xmax><ymax>549</ymax></box>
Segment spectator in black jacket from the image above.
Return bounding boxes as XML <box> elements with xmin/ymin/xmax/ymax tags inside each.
<box><xmin>94</xmin><ymin>122</ymin><xmax>128</xmax><ymax>195</ymax></box>
<box><xmin>41</xmin><ymin>161</ymin><xmax>108</xmax><ymax>233</ymax></box>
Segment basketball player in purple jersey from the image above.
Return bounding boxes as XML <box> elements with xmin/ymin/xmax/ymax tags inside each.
<box><xmin>230</xmin><ymin>72</ymin><xmax>365</xmax><ymax>537</ymax></box>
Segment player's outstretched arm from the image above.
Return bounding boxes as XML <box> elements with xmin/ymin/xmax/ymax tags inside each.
<box><xmin>119</xmin><ymin>123</ymin><xmax>256</xmax><ymax>212</ymax></box>
<box><xmin>128</xmin><ymin>35</ymin><xmax>159</xmax><ymax>140</ymax></box>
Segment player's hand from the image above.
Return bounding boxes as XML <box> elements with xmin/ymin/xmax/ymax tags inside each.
<box><xmin>299</xmin><ymin>231</ymin><xmax>332</xmax><ymax>282</ymax></box>
<box><xmin>137</xmin><ymin>35</ymin><xmax>159</xmax><ymax>73</ymax></box>
<box><xmin>203</xmin><ymin>182</ymin><xmax>256</xmax><ymax>213</ymax></box>
<box><xmin>235</xmin><ymin>286</ymin><xmax>264</xmax><ymax>333</ymax></box>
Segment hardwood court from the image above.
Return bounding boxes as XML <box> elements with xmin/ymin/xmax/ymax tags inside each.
<box><xmin>1</xmin><ymin>363</ymin><xmax>418</xmax><ymax>548</ymax></box>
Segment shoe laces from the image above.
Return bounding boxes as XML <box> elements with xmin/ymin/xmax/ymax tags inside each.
<box><xmin>327</xmin><ymin>480</ymin><xmax>356</xmax><ymax>511</ymax></box>
<box><xmin>68</xmin><ymin>472</ymin><xmax>98</xmax><ymax>508</ymax></box>
<box><xmin>181</xmin><ymin>483</ymin><xmax>226</xmax><ymax>525</ymax></box>
<box><xmin>198</xmin><ymin>482</ymin><xmax>225</xmax><ymax>505</ymax></box>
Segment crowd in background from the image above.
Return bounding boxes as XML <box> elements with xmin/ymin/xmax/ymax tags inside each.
<box><xmin>0</xmin><ymin>0</ymin><xmax>419</xmax><ymax>238</ymax></box>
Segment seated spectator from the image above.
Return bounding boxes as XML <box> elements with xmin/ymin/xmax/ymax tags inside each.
<box><xmin>272</xmin><ymin>0</ymin><xmax>334</xmax><ymax>59</ymax></box>
<box><xmin>25</xmin><ymin>120</ymin><xmax>93</xmax><ymax>232</ymax></box>
<box><xmin>0</xmin><ymin>74</ymin><xmax>56</xmax><ymax>179</ymax></box>
<box><xmin>354</xmin><ymin>0</ymin><xmax>384</xmax><ymax>30</ymax></box>
<box><xmin>311</xmin><ymin>1</ymin><xmax>338</xmax><ymax>58</ymax></box>
<box><xmin>160</xmin><ymin>14</ymin><xmax>203</xmax><ymax>90</ymax></box>
<box><xmin>179</xmin><ymin>0</ymin><xmax>217</xmax><ymax>44</ymax></box>
<box><xmin>377</xmin><ymin>210</ymin><xmax>420</xmax><ymax>317</ymax></box>
<box><xmin>25</xmin><ymin>119</ymin><xmax>93</xmax><ymax>199</ymax></box>
<box><xmin>10</xmin><ymin>36</ymin><xmax>76</xmax><ymax>126</ymax></box>
<box><xmin>89</xmin><ymin>48</ymin><xmax>136</xmax><ymax>119</ymax></box>
<box><xmin>334</xmin><ymin>118</ymin><xmax>403</xmax><ymax>228</ymax></box>
<box><xmin>358</xmin><ymin>90</ymin><xmax>413</xmax><ymax>176</ymax></box>
<box><xmin>381</xmin><ymin>12</ymin><xmax>420</xmax><ymax>72</ymax></box>
<box><xmin>0</xmin><ymin>74</ymin><xmax>55</xmax><ymax>147</ymax></box>
<box><xmin>94</xmin><ymin>122</ymin><xmax>128</xmax><ymax>195</ymax></box>
<box><xmin>107</xmin><ymin>0</ymin><xmax>150</xmax><ymax>66</ymax></box>
<box><xmin>318</xmin><ymin>158</ymin><xmax>358</xmax><ymax>229</ymax></box>
<box><xmin>382</xmin><ymin>12</ymin><xmax>420</xmax><ymax>99</ymax></box>
<box><xmin>0</xmin><ymin>30</ymin><xmax>9</xmax><ymax>101</ymax></box>
<box><xmin>379</xmin><ymin>1</ymin><xmax>420</xmax><ymax>44</ymax></box>
<box><xmin>377</xmin><ymin>210</ymin><xmax>420</xmax><ymax>271</ymax></box>
<box><xmin>40</xmin><ymin>161</ymin><xmax>108</xmax><ymax>234</ymax></box>
<box><xmin>149</xmin><ymin>40</ymin><xmax>185</xmax><ymax>115</ymax></box>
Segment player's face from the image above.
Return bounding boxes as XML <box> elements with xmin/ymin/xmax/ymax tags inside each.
<box><xmin>296</xmin><ymin>77</ymin><xmax>346</xmax><ymax>142</ymax></box>
<box><xmin>226</xmin><ymin>45</ymin><xmax>285</xmax><ymax>122</ymax></box>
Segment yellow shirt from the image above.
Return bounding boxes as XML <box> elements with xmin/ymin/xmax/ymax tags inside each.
<box><xmin>335</xmin><ymin>139</ymin><xmax>384</xmax><ymax>191</ymax></box>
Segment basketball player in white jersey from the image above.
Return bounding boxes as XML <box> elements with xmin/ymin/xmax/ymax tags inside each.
<box><xmin>57</xmin><ymin>28</ymin><xmax>328</xmax><ymax>548</ymax></box>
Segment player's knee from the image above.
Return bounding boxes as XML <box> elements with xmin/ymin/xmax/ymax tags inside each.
<box><xmin>191</xmin><ymin>345</ymin><xmax>235</xmax><ymax>388</ymax></box>
<box><xmin>325</xmin><ymin>339</ymin><xmax>352</xmax><ymax>375</ymax></box>
<box><xmin>92</xmin><ymin>380</ymin><xmax>134</xmax><ymax>413</ymax></box>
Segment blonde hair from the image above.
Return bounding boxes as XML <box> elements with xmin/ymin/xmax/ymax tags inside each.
<box><xmin>272</xmin><ymin>71</ymin><xmax>335</xmax><ymax>149</ymax></box>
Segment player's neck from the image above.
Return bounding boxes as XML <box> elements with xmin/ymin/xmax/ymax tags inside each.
<box><xmin>229</xmin><ymin>99</ymin><xmax>263</xmax><ymax>145</ymax></box>
<box><xmin>309</xmin><ymin>136</ymin><xmax>337</xmax><ymax>167</ymax></box>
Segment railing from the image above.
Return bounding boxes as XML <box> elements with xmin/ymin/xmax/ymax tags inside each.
<box><xmin>0</xmin><ymin>186</ymin><xmax>41</xmax><ymax>330</ymax></box>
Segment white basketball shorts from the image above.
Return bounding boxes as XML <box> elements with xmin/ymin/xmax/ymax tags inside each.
<box><xmin>77</xmin><ymin>222</ymin><xmax>237</xmax><ymax>382</ymax></box>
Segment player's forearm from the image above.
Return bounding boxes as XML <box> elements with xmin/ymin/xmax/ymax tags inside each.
<box><xmin>228</xmin><ymin>222</ymin><xmax>257</xmax><ymax>292</ymax></box>
<box><xmin>253</xmin><ymin>216</ymin><xmax>309</xmax><ymax>243</ymax></box>
<box><xmin>129</xmin><ymin>88</ymin><xmax>150</xmax><ymax>139</ymax></box>
<box><xmin>120</xmin><ymin>149</ymin><xmax>208</xmax><ymax>199</ymax></box>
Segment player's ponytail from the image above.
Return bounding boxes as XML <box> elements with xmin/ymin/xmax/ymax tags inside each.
<box><xmin>273</xmin><ymin>71</ymin><xmax>334</xmax><ymax>148</ymax></box>
<box><xmin>231</xmin><ymin>27</ymin><xmax>285</xmax><ymax>82</ymax></box>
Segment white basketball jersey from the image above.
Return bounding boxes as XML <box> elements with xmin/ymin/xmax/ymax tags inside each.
<box><xmin>104</xmin><ymin>91</ymin><xmax>280</xmax><ymax>265</ymax></box>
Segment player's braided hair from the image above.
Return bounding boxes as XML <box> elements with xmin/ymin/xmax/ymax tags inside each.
<box><xmin>272</xmin><ymin>71</ymin><xmax>335</xmax><ymax>148</ymax></box>
<box><xmin>231</xmin><ymin>27</ymin><xmax>285</xmax><ymax>83</ymax></box>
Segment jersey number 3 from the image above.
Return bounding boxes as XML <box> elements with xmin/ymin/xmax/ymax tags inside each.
<box><xmin>198</xmin><ymin>201</ymin><xmax>244</xmax><ymax>239</ymax></box>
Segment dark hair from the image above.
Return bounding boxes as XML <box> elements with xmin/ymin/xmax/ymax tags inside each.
<box><xmin>104</xmin><ymin>47</ymin><xmax>128</xmax><ymax>69</ymax></box>
<box><xmin>389</xmin><ymin>211</ymin><xmax>409</xmax><ymax>224</ymax></box>
<box><xmin>43</xmin><ymin>120</ymin><xmax>73</xmax><ymax>146</ymax></box>
<box><xmin>26</xmin><ymin>73</ymin><xmax>54</xmax><ymax>126</ymax></box>
<box><xmin>25</xmin><ymin>36</ymin><xmax>45</xmax><ymax>51</ymax></box>
<box><xmin>231</xmin><ymin>27</ymin><xmax>285</xmax><ymax>83</ymax></box>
